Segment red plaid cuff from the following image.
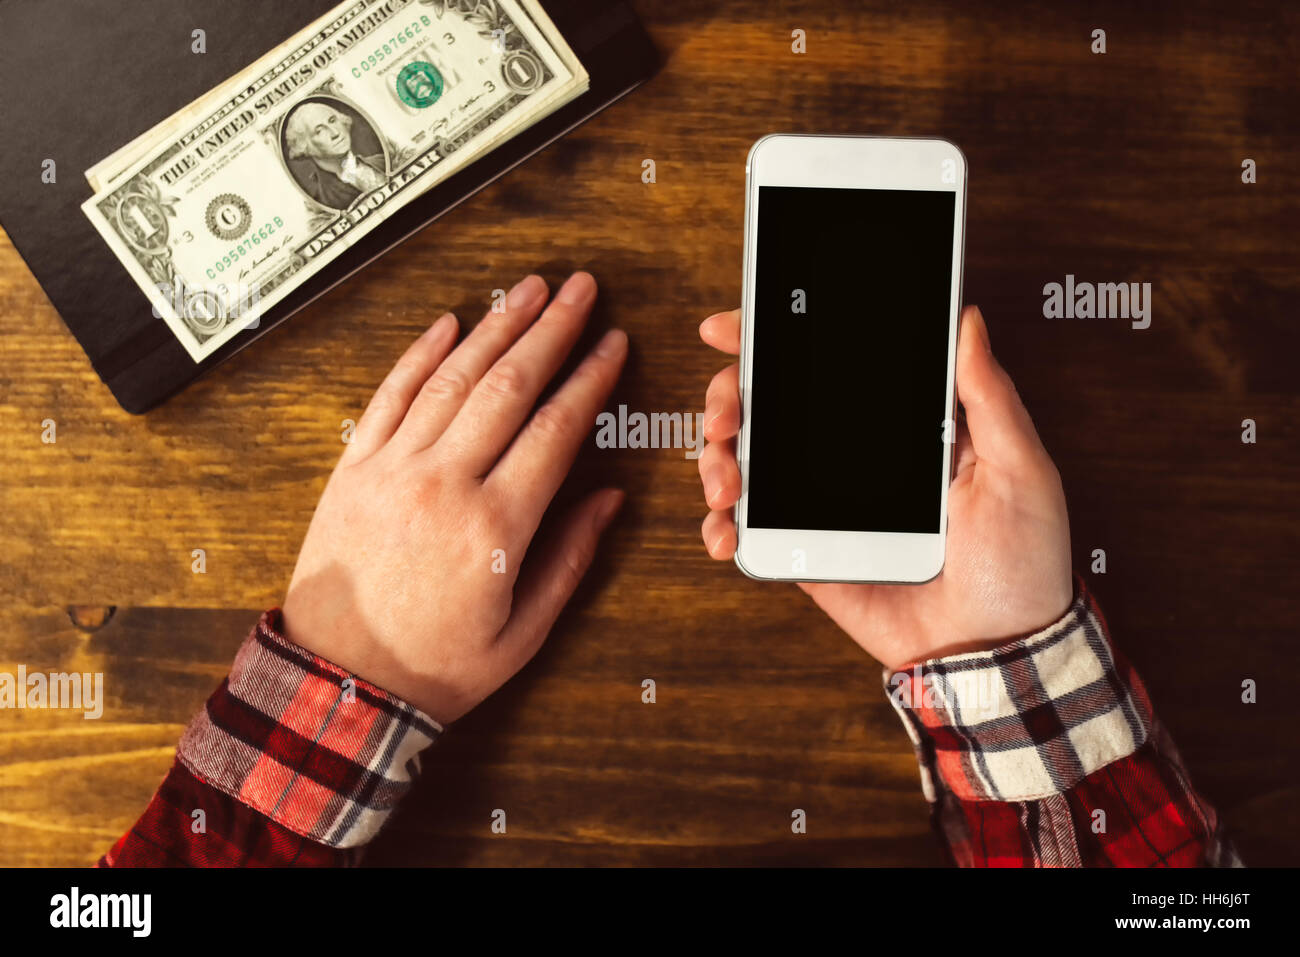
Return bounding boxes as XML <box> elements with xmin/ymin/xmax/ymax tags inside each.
<box><xmin>177</xmin><ymin>610</ymin><xmax>442</xmax><ymax>849</ymax></box>
<box><xmin>883</xmin><ymin>579</ymin><xmax>1238</xmax><ymax>867</ymax></box>
<box><xmin>885</xmin><ymin>578</ymin><xmax>1152</xmax><ymax>803</ymax></box>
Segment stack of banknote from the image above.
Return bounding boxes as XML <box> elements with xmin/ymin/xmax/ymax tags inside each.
<box><xmin>82</xmin><ymin>0</ymin><xmax>588</xmax><ymax>362</ymax></box>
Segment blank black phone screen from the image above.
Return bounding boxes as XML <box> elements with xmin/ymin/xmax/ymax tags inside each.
<box><xmin>746</xmin><ymin>185</ymin><xmax>956</xmax><ymax>533</ymax></box>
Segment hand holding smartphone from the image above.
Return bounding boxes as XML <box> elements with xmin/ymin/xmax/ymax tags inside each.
<box><xmin>698</xmin><ymin>134</ymin><xmax>1074</xmax><ymax>667</ymax></box>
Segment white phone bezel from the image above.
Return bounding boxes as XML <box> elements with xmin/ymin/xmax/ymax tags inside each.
<box><xmin>734</xmin><ymin>134</ymin><xmax>968</xmax><ymax>584</ymax></box>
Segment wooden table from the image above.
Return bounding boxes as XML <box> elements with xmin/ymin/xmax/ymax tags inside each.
<box><xmin>2</xmin><ymin>0</ymin><xmax>1297</xmax><ymax>866</ymax></box>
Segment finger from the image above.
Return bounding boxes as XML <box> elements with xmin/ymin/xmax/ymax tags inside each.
<box><xmin>955</xmin><ymin>305</ymin><xmax>1048</xmax><ymax>471</ymax></box>
<box><xmin>701</xmin><ymin>508</ymin><xmax>736</xmax><ymax>560</ymax></box>
<box><xmin>393</xmin><ymin>274</ymin><xmax>549</xmax><ymax>452</ymax></box>
<box><xmin>493</xmin><ymin>488</ymin><xmax>624</xmax><ymax>662</ymax></box>
<box><xmin>699</xmin><ymin>309</ymin><xmax>740</xmax><ymax>355</ymax></box>
<box><xmin>437</xmin><ymin>271</ymin><xmax>596</xmax><ymax>476</ymax></box>
<box><xmin>487</xmin><ymin>327</ymin><xmax>628</xmax><ymax>531</ymax></box>
<box><xmin>953</xmin><ymin>420</ymin><xmax>977</xmax><ymax>478</ymax></box>
<box><xmin>703</xmin><ymin>363</ymin><xmax>740</xmax><ymax>441</ymax></box>
<box><xmin>346</xmin><ymin>312</ymin><xmax>458</xmax><ymax>462</ymax></box>
<box><xmin>697</xmin><ymin>438</ymin><xmax>740</xmax><ymax>510</ymax></box>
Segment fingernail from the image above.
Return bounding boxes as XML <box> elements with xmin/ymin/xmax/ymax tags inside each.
<box><xmin>595</xmin><ymin>488</ymin><xmax>624</xmax><ymax>530</ymax></box>
<box><xmin>703</xmin><ymin>397</ymin><xmax>720</xmax><ymax>435</ymax></box>
<box><xmin>556</xmin><ymin>271</ymin><xmax>596</xmax><ymax>306</ymax></box>
<box><xmin>594</xmin><ymin>328</ymin><xmax>627</xmax><ymax>359</ymax></box>
<box><xmin>425</xmin><ymin>313</ymin><xmax>455</xmax><ymax>338</ymax></box>
<box><xmin>506</xmin><ymin>274</ymin><xmax>546</xmax><ymax>310</ymax></box>
<box><xmin>972</xmin><ymin>306</ymin><xmax>990</xmax><ymax>352</ymax></box>
<box><xmin>704</xmin><ymin>465</ymin><xmax>726</xmax><ymax>506</ymax></box>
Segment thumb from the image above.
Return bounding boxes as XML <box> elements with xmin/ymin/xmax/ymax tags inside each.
<box><xmin>955</xmin><ymin>305</ymin><xmax>1047</xmax><ymax>470</ymax></box>
<box><xmin>494</xmin><ymin>488</ymin><xmax>624</xmax><ymax>661</ymax></box>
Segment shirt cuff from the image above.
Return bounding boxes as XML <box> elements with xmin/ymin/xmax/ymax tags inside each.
<box><xmin>177</xmin><ymin>610</ymin><xmax>443</xmax><ymax>849</ymax></box>
<box><xmin>884</xmin><ymin>577</ymin><xmax>1155</xmax><ymax>804</ymax></box>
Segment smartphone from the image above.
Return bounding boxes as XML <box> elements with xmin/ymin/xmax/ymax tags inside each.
<box><xmin>734</xmin><ymin>134</ymin><xmax>967</xmax><ymax>584</ymax></box>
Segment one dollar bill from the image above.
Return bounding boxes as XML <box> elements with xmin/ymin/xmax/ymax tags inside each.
<box><xmin>82</xmin><ymin>0</ymin><xmax>587</xmax><ymax>362</ymax></box>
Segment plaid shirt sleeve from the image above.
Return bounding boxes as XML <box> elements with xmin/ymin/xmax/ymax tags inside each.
<box><xmin>885</xmin><ymin>577</ymin><xmax>1240</xmax><ymax>867</ymax></box>
<box><xmin>98</xmin><ymin>610</ymin><xmax>442</xmax><ymax>867</ymax></box>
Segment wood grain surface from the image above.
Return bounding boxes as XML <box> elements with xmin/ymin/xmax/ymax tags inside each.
<box><xmin>2</xmin><ymin>0</ymin><xmax>1298</xmax><ymax>866</ymax></box>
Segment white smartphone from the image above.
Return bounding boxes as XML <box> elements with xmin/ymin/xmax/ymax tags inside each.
<box><xmin>734</xmin><ymin>134</ymin><xmax>967</xmax><ymax>584</ymax></box>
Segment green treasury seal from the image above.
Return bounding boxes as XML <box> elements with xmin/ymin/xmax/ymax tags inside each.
<box><xmin>396</xmin><ymin>61</ymin><xmax>444</xmax><ymax>108</ymax></box>
<box><xmin>206</xmin><ymin>193</ymin><xmax>252</xmax><ymax>241</ymax></box>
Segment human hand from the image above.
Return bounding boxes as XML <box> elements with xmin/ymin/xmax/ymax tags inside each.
<box><xmin>697</xmin><ymin>305</ymin><xmax>1072</xmax><ymax>671</ymax></box>
<box><xmin>282</xmin><ymin>272</ymin><xmax>627</xmax><ymax>724</ymax></box>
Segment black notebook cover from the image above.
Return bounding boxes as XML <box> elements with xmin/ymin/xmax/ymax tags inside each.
<box><xmin>0</xmin><ymin>0</ymin><xmax>656</xmax><ymax>412</ymax></box>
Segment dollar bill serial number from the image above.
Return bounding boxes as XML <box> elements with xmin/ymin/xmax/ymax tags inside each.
<box><xmin>208</xmin><ymin>217</ymin><xmax>286</xmax><ymax>278</ymax></box>
<box><xmin>352</xmin><ymin>15</ymin><xmax>435</xmax><ymax>77</ymax></box>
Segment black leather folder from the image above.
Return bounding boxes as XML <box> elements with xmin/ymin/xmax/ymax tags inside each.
<box><xmin>0</xmin><ymin>0</ymin><xmax>656</xmax><ymax>412</ymax></box>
